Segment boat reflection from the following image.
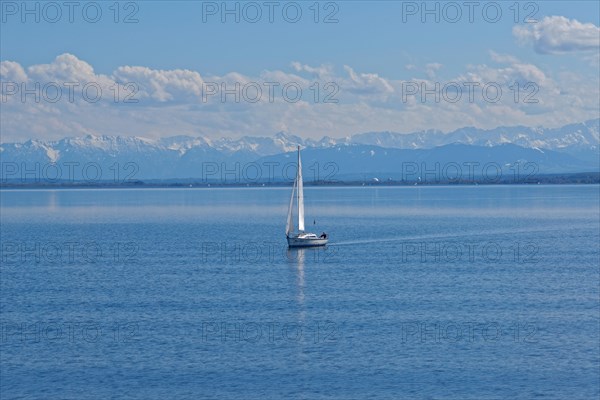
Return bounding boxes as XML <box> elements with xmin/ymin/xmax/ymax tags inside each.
<box><xmin>286</xmin><ymin>247</ymin><xmax>306</xmax><ymax>307</ymax></box>
<box><xmin>286</xmin><ymin>245</ymin><xmax>332</xmax><ymax>319</ymax></box>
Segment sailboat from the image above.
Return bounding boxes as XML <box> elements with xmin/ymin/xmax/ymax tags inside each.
<box><xmin>286</xmin><ymin>146</ymin><xmax>328</xmax><ymax>247</ymax></box>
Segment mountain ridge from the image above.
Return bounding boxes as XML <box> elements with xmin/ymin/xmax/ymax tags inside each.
<box><xmin>1</xmin><ymin>120</ymin><xmax>598</xmax><ymax>181</ymax></box>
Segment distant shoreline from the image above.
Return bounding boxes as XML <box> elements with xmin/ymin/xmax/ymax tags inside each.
<box><xmin>1</xmin><ymin>172</ymin><xmax>598</xmax><ymax>189</ymax></box>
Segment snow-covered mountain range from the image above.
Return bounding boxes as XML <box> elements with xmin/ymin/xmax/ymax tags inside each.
<box><xmin>1</xmin><ymin>119</ymin><xmax>598</xmax><ymax>181</ymax></box>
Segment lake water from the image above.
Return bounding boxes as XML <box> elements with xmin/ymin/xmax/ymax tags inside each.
<box><xmin>1</xmin><ymin>185</ymin><xmax>599</xmax><ymax>399</ymax></box>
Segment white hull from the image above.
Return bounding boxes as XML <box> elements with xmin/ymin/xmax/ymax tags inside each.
<box><xmin>287</xmin><ymin>235</ymin><xmax>328</xmax><ymax>248</ymax></box>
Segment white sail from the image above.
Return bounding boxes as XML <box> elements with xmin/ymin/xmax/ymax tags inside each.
<box><xmin>297</xmin><ymin>146</ymin><xmax>305</xmax><ymax>232</ymax></box>
<box><xmin>286</xmin><ymin>178</ymin><xmax>296</xmax><ymax>236</ymax></box>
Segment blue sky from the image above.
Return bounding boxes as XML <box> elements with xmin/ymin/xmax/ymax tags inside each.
<box><xmin>1</xmin><ymin>1</ymin><xmax>599</xmax><ymax>141</ymax></box>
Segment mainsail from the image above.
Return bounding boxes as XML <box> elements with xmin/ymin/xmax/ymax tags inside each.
<box><xmin>297</xmin><ymin>146</ymin><xmax>305</xmax><ymax>232</ymax></box>
<box><xmin>285</xmin><ymin>178</ymin><xmax>296</xmax><ymax>236</ymax></box>
<box><xmin>286</xmin><ymin>146</ymin><xmax>306</xmax><ymax>235</ymax></box>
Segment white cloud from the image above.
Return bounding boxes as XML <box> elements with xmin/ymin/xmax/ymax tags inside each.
<box><xmin>27</xmin><ymin>53</ymin><xmax>98</xmax><ymax>82</ymax></box>
<box><xmin>513</xmin><ymin>16</ymin><xmax>600</xmax><ymax>54</ymax></box>
<box><xmin>290</xmin><ymin>62</ymin><xmax>334</xmax><ymax>79</ymax></box>
<box><xmin>0</xmin><ymin>60</ymin><xmax>27</xmax><ymax>82</ymax></box>
<box><xmin>342</xmin><ymin>65</ymin><xmax>394</xmax><ymax>96</ymax></box>
<box><xmin>114</xmin><ymin>65</ymin><xmax>204</xmax><ymax>102</ymax></box>
<box><xmin>425</xmin><ymin>63</ymin><xmax>443</xmax><ymax>79</ymax></box>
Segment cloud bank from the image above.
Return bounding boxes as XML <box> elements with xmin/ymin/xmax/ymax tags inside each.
<box><xmin>1</xmin><ymin>49</ymin><xmax>598</xmax><ymax>142</ymax></box>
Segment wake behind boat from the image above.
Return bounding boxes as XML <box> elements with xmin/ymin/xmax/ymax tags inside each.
<box><xmin>285</xmin><ymin>146</ymin><xmax>328</xmax><ymax>248</ymax></box>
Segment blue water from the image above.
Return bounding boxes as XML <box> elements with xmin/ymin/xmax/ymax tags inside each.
<box><xmin>1</xmin><ymin>185</ymin><xmax>599</xmax><ymax>399</ymax></box>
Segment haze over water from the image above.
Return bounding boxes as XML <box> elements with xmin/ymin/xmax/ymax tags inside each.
<box><xmin>1</xmin><ymin>185</ymin><xmax>599</xmax><ymax>399</ymax></box>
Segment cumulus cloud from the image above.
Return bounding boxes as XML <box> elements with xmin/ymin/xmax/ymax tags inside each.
<box><xmin>513</xmin><ymin>16</ymin><xmax>600</xmax><ymax>54</ymax></box>
<box><xmin>0</xmin><ymin>60</ymin><xmax>27</xmax><ymax>82</ymax></box>
<box><xmin>114</xmin><ymin>66</ymin><xmax>204</xmax><ymax>102</ymax></box>
<box><xmin>27</xmin><ymin>53</ymin><xmax>99</xmax><ymax>82</ymax></box>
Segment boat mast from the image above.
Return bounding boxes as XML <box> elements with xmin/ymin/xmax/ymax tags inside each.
<box><xmin>296</xmin><ymin>145</ymin><xmax>300</xmax><ymax>224</ymax></box>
